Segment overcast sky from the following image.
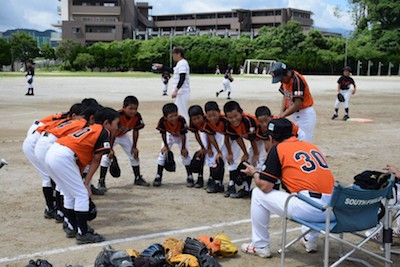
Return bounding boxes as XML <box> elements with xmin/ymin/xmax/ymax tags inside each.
<box><xmin>0</xmin><ymin>0</ymin><xmax>354</xmax><ymax>32</ymax></box>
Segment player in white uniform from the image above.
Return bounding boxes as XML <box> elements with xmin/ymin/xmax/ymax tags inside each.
<box><xmin>216</xmin><ymin>65</ymin><xmax>234</xmax><ymax>99</ymax></box>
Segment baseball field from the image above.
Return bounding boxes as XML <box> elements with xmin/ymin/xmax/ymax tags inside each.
<box><xmin>0</xmin><ymin>74</ymin><xmax>399</xmax><ymax>266</ymax></box>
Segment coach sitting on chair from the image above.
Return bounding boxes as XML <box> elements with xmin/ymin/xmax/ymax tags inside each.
<box><xmin>240</xmin><ymin>118</ymin><xmax>335</xmax><ymax>258</ymax></box>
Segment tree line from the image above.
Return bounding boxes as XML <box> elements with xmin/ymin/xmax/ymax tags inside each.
<box><xmin>1</xmin><ymin>0</ymin><xmax>399</xmax><ymax>74</ymax></box>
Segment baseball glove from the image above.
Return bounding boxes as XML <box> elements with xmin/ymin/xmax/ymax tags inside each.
<box><xmin>214</xmin><ymin>233</ymin><xmax>238</xmax><ymax>257</ymax></box>
<box><xmin>183</xmin><ymin>237</ymin><xmax>208</xmax><ymax>258</ymax></box>
<box><xmin>164</xmin><ymin>237</ymin><xmax>185</xmax><ymax>261</ymax></box>
<box><xmin>164</xmin><ymin>151</ymin><xmax>176</xmax><ymax>172</ymax></box>
<box><xmin>27</xmin><ymin>78</ymin><xmax>33</xmax><ymax>84</ymax></box>
<box><xmin>126</xmin><ymin>248</ymin><xmax>141</xmax><ymax>258</ymax></box>
<box><xmin>95</xmin><ymin>245</ymin><xmax>133</xmax><ymax>267</ymax></box>
<box><xmin>169</xmin><ymin>254</ymin><xmax>199</xmax><ymax>267</ymax></box>
<box><xmin>109</xmin><ymin>155</ymin><xmax>121</xmax><ymax>178</ymax></box>
<box><xmin>88</xmin><ymin>198</ymin><xmax>97</xmax><ymax>221</ymax></box>
<box><xmin>198</xmin><ymin>254</ymin><xmax>221</xmax><ymax>267</ymax></box>
<box><xmin>197</xmin><ymin>235</ymin><xmax>221</xmax><ymax>255</ymax></box>
<box><xmin>140</xmin><ymin>243</ymin><xmax>166</xmax><ymax>267</ymax></box>
<box><xmin>337</xmin><ymin>93</ymin><xmax>345</xmax><ymax>102</ymax></box>
<box><xmin>25</xmin><ymin>259</ymin><xmax>53</xmax><ymax>267</ymax></box>
<box><xmin>190</xmin><ymin>151</ymin><xmax>205</xmax><ymax>173</ymax></box>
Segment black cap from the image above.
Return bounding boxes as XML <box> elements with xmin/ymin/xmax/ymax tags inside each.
<box><xmin>270</xmin><ymin>62</ymin><xmax>287</xmax><ymax>83</ymax></box>
<box><xmin>267</xmin><ymin>118</ymin><xmax>293</xmax><ymax>141</ymax></box>
<box><xmin>343</xmin><ymin>66</ymin><xmax>352</xmax><ymax>73</ymax></box>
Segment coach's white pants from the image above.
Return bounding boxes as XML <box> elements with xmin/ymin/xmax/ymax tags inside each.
<box><xmin>334</xmin><ymin>89</ymin><xmax>351</xmax><ymax>109</ymax></box>
<box><xmin>100</xmin><ymin>133</ymin><xmax>139</xmax><ymax>167</ymax></box>
<box><xmin>157</xmin><ymin>133</ymin><xmax>191</xmax><ymax>166</ymax></box>
<box><xmin>222</xmin><ymin>79</ymin><xmax>232</xmax><ymax>92</ymax></box>
<box><xmin>247</xmin><ymin>139</ymin><xmax>267</xmax><ymax>171</ymax></box>
<box><xmin>45</xmin><ymin>143</ymin><xmax>88</xmax><ymax>212</ymax></box>
<box><xmin>175</xmin><ymin>92</ymin><xmax>190</xmax><ymax>123</ymax></box>
<box><xmin>34</xmin><ymin>132</ymin><xmax>58</xmax><ymax>187</ymax></box>
<box><xmin>22</xmin><ymin>130</ymin><xmax>51</xmax><ymax>185</ymax></box>
<box><xmin>291</xmin><ymin>106</ymin><xmax>316</xmax><ymax>143</ymax></box>
<box><xmin>250</xmin><ymin>187</ymin><xmax>333</xmax><ymax>248</ymax></box>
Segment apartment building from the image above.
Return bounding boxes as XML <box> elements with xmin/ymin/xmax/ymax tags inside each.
<box><xmin>57</xmin><ymin>1</ymin><xmax>313</xmax><ymax>44</ymax></box>
<box><xmin>152</xmin><ymin>8</ymin><xmax>313</xmax><ymax>34</ymax></box>
<box><xmin>60</xmin><ymin>0</ymin><xmax>153</xmax><ymax>44</ymax></box>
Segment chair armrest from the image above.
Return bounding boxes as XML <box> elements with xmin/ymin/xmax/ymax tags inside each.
<box><xmin>297</xmin><ymin>193</ymin><xmax>328</xmax><ymax>211</ymax></box>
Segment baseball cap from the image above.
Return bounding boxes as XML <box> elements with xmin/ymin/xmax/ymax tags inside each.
<box><xmin>270</xmin><ymin>62</ymin><xmax>287</xmax><ymax>83</ymax></box>
<box><xmin>343</xmin><ymin>66</ymin><xmax>352</xmax><ymax>73</ymax></box>
<box><xmin>266</xmin><ymin>118</ymin><xmax>293</xmax><ymax>141</ymax></box>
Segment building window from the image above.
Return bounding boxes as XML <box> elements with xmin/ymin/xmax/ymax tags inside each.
<box><xmin>72</xmin><ymin>27</ymin><xmax>80</xmax><ymax>34</ymax></box>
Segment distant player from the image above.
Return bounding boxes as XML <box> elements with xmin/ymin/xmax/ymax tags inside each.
<box><xmin>270</xmin><ymin>62</ymin><xmax>316</xmax><ymax>142</ymax></box>
<box><xmin>331</xmin><ymin>66</ymin><xmax>357</xmax><ymax>121</ymax></box>
<box><xmin>25</xmin><ymin>60</ymin><xmax>35</xmax><ymax>96</ymax></box>
<box><xmin>161</xmin><ymin>70</ymin><xmax>171</xmax><ymax>96</ymax></box>
<box><xmin>216</xmin><ymin>65</ymin><xmax>234</xmax><ymax>100</ymax></box>
<box><xmin>152</xmin><ymin>46</ymin><xmax>191</xmax><ymax>122</ymax></box>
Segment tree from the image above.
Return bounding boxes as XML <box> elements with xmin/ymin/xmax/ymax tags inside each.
<box><xmin>0</xmin><ymin>38</ymin><xmax>12</xmax><ymax>67</ymax></box>
<box><xmin>9</xmin><ymin>32</ymin><xmax>39</xmax><ymax>69</ymax></box>
<box><xmin>56</xmin><ymin>39</ymin><xmax>76</xmax><ymax>61</ymax></box>
<box><xmin>73</xmin><ymin>53</ymin><xmax>95</xmax><ymax>71</ymax></box>
<box><xmin>40</xmin><ymin>43</ymin><xmax>56</xmax><ymax>67</ymax></box>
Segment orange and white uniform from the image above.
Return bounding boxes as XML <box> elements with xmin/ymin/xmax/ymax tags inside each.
<box><xmin>250</xmin><ymin>136</ymin><xmax>335</xmax><ymax>249</ymax></box>
<box><xmin>22</xmin><ymin>112</ymin><xmax>69</xmax><ymax>184</ymax></box>
<box><xmin>45</xmin><ymin>124</ymin><xmax>111</xmax><ymax>212</ymax></box>
<box><xmin>100</xmin><ymin>111</ymin><xmax>145</xmax><ymax>168</ymax></box>
<box><xmin>225</xmin><ymin>113</ymin><xmax>264</xmax><ymax>170</ymax></box>
<box><xmin>34</xmin><ymin>118</ymin><xmax>88</xmax><ymax>186</ymax></box>
<box><xmin>156</xmin><ymin>115</ymin><xmax>191</xmax><ymax>166</ymax></box>
<box><xmin>279</xmin><ymin>70</ymin><xmax>316</xmax><ymax>142</ymax></box>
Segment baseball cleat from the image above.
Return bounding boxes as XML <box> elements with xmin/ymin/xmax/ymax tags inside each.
<box><xmin>134</xmin><ymin>175</ymin><xmax>150</xmax><ymax>186</ymax></box>
<box><xmin>186</xmin><ymin>175</ymin><xmax>195</xmax><ymax>187</ymax></box>
<box><xmin>153</xmin><ymin>176</ymin><xmax>162</xmax><ymax>187</ymax></box>
<box><xmin>76</xmin><ymin>232</ymin><xmax>105</xmax><ymax>244</ymax></box>
<box><xmin>331</xmin><ymin>114</ymin><xmax>338</xmax><ymax>120</ymax></box>
<box><xmin>241</xmin><ymin>243</ymin><xmax>272</xmax><ymax>258</ymax></box>
<box><xmin>98</xmin><ymin>178</ymin><xmax>107</xmax><ymax>191</ymax></box>
<box><xmin>194</xmin><ymin>176</ymin><xmax>204</xmax><ymax>188</ymax></box>
<box><xmin>44</xmin><ymin>208</ymin><xmax>57</xmax><ymax>219</ymax></box>
<box><xmin>91</xmin><ymin>184</ymin><xmax>105</xmax><ymax>195</ymax></box>
<box><xmin>342</xmin><ymin>114</ymin><xmax>349</xmax><ymax>121</ymax></box>
<box><xmin>230</xmin><ymin>188</ymin><xmax>250</xmax><ymax>199</ymax></box>
<box><xmin>224</xmin><ymin>185</ymin><xmax>236</xmax><ymax>197</ymax></box>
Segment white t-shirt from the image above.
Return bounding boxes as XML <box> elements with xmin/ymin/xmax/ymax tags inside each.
<box><xmin>172</xmin><ymin>59</ymin><xmax>190</xmax><ymax>94</ymax></box>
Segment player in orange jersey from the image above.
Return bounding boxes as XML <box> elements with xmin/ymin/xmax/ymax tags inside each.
<box><xmin>240</xmin><ymin>118</ymin><xmax>335</xmax><ymax>257</ymax></box>
<box><xmin>270</xmin><ymin>62</ymin><xmax>316</xmax><ymax>142</ymax></box>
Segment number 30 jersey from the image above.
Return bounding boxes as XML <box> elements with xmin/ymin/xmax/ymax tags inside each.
<box><xmin>261</xmin><ymin>136</ymin><xmax>334</xmax><ymax>194</ymax></box>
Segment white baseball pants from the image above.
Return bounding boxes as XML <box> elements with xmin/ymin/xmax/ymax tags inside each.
<box><xmin>175</xmin><ymin>92</ymin><xmax>190</xmax><ymax>123</ymax></box>
<box><xmin>100</xmin><ymin>133</ymin><xmax>139</xmax><ymax>167</ymax></box>
<box><xmin>45</xmin><ymin>143</ymin><xmax>89</xmax><ymax>212</ymax></box>
<box><xmin>222</xmin><ymin>79</ymin><xmax>231</xmax><ymax>92</ymax></box>
<box><xmin>250</xmin><ymin>187</ymin><xmax>333</xmax><ymax>248</ymax></box>
<box><xmin>157</xmin><ymin>133</ymin><xmax>191</xmax><ymax>166</ymax></box>
<box><xmin>291</xmin><ymin>106</ymin><xmax>316</xmax><ymax>143</ymax></box>
<box><xmin>334</xmin><ymin>89</ymin><xmax>352</xmax><ymax>109</ymax></box>
<box><xmin>34</xmin><ymin>132</ymin><xmax>58</xmax><ymax>187</ymax></box>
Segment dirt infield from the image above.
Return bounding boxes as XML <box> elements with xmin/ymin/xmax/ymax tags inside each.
<box><xmin>0</xmin><ymin>74</ymin><xmax>399</xmax><ymax>266</ymax></box>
